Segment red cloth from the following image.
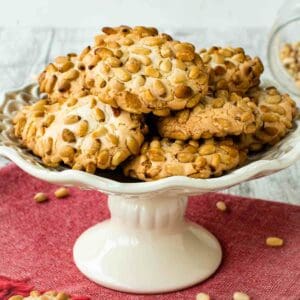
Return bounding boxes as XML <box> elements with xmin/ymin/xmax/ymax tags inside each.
<box><xmin>0</xmin><ymin>276</ymin><xmax>33</xmax><ymax>299</ymax></box>
<box><xmin>0</xmin><ymin>164</ymin><xmax>299</xmax><ymax>300</ymax></box>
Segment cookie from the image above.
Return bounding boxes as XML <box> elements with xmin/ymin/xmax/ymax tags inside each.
<box><xmin>39</xmin><ymin>26</ymin><xmax>209</xmax><ymax>115</ymax></box>
<box><xmin>157</xmin><ymin>90</ymin><xmax>261</xmax><ymax>140</ymax></box>
<box><xmin>13</xmin><ymin>95</ymin><xmax>147</xmax><ymax>172</ymax></box>
<box><xmin>38</xmin><ymin>53</ymin><xmax>88</xmax><ymax>99</ymax></box>
<box><xmin>199</xmin><ymin>46</ymin><xmax>264</xmax><ymax>95</ymax></box>
<box><xmin>238</xmin><ymin>86</ymin><xmax>297</xmax><ymax>151</ymax></box>
<box><xmin>9</xmin><ymin>291</ymin><xmax>70</xmax><ymax>300</ymax></box>
<box><xmin>123</xmin><ymin>137</ymin><xmax>246</xmax><ymax>181</ymax></box>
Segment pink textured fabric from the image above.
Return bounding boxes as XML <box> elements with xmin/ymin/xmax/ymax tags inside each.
<box><xmin>0</xmin><ymin>164</ymin><xmax>299</xmax><ymax>300</ymax></box>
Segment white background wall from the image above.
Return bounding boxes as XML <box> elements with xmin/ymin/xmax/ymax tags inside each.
<box><xmin>0</xmin><ymin>0</ymin><xmax>285</xmax><ymax>28</ymax></box>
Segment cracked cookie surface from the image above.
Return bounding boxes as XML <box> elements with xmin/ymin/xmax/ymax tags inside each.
<box><xmin>39</xmin><ymin>26</ymin><xmax>209</xmax><ymax>116</ymax></box>
<box><xmin>123</xmin><ymin>137</ymin><xmax>246</xmax><ymax>181</ymax></box>
<box><xmin>157</xmin><ymin>90</ymin><xmax>261</xmax><ymax>140</ymax></box>
<box><xmin>13</xmin><ymin>95</ymin><xmax>147</xmax><ymax>172</ymax></box>
<box><xmin>199</xmin><ymin>46</ymin><xmax>264</xmax><ymax>95</ymax></box>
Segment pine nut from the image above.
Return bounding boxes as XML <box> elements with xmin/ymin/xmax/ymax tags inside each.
<box><xmin>132</xmin><ymin>47</ymin><xmax>151</xmax><ymax>55</ymax></box>
<box><xmin>94</xmin><ymin>108</ymin><xmax>105</xmax><ymax>122</ymax></box>
<box><xmin>85</xmin><ymin>162</ymin><xmax>97</xmax><ymax>174</ymax></box>
<box><xmin>189</xmin><ymin>66</ymin><xmax>201</xmax><ymax>79</ymax></box>
<box><xmin>160</xmin><ymin>59</ymin><xmax>172</xmax><ymax>73</ymax></box>
<box><xmin>216</xmin><ymin>201</ymin><xmax>227</xmax><ymax>211</ymax></box>
<box><xmin>97</xmin><ymin>150</ymin><xmax>109</xmax><ymax>166</ymax></box>
<box><xmin>62</xmin><ymin>128</ymin><xmax>76</xmax><ymax>143</ymax></box>
<box><xmin>174</xmin><ymin>85</ymin><xmax>192</xmax><ymax>98</ymax></box>
<box><xmin>196</xmin><ymin>292</ymin><xmax>210</xmax><ymax>300</ymax></box>
<box><xmin>144</xmin><ymin>66</ymin><xmax>160</xmax><ymax>78</ymax></box>
<box><xmin>114</xmin><ymin>68</ymin><xmax>131</xmax><ymax>82</ymax></box>
<box><xmin>199</xmin><ymin>144</ymin><xmax>216</xmax><ymax>155</ymax></box>
<box><xmin>153</xmin><ymin>79</ymin><xmax>166</xmax><ymax>97</ymax></box>
<box><xmin>125</xmin><ymin>58</ymin><xmax>141</xmax><ymax>73</ymax></box>
<box><xmin>76</xmin><ymin>120</ymin><xmax>89</xmax><ymax>137</ymax></box>
<box><xmin>112</xmin><ymin>150</ymin><xmax>128</xmax><ymax>166</ymax></box>
<box><xmin>34</xmin><ymin>192</ymin><xmax>48</xmax><ymax>203</ymax></box>
<box><xmin>233</xmin><ymin>291</ymin><xmax>250</xmax><ymax>300</ymax></box>
<box><xmin>126</xmin><ymin>136</ymin><xmax>140</xmax><ymax>155</ymax></box>
<box><xmin>59</xmin><ymin>146</ymin><xmax>75</xmax><ymax>159</ymax></box>
<box><xmin>148</xmin><ymin>149</ymin><xmax>165</xmax><ymax>161</ymax></box>
<box><xmin>266</xmin><ymin>236</ymin><xmax>284</xmax><ymax>247</ymax></box>
<box><xmin>45</xmin><ymin>75</ymin><xmax>57</xmax><ymax>93</ymax></box>
<box><xmin>58</xmin><ymin>79</ymin><xmax>71</xmax><ymax>92</ymax></box>
<box><xmin>54</xmin><ymin>187</ymin><xmax>70</xmax><ymax>199</ymax></box>
<box><xmin>177</xmin><ymin>152</ymin><xmax>194</xmax><ymax>163</ymax></box>
<box><xmin>64</xmin><ymin>115</ymin><xmax>81</xmax><ymax>125</ymax></box>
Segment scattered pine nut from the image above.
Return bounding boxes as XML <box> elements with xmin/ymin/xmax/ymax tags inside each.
<box><xmin>266</xmin><ymin>236</ymin><xmax>284</xmax><ymax>247</ymax></box>
<box><xmin>216</xmin><ymin>200</ymin><xmax>227</xmax><ymax>211</ymax></box>
<box><xmin>54</xmin><ymin>187</ymin><xmax>70</xmax><ymax>199</ymax></box>
<box><xmin>34</xmin><ymin>192</ymin><xmax>48</xmax><ymax>203</ymax></box>
<box><xmin>196</xmin><ymin>292</ymin><xmax>210</xmax><ymax>300</ymax></box>
<box><xmin>233</xmin><ymin>291</ymin><xmax>250</xmax><ymax>300</ymax></box>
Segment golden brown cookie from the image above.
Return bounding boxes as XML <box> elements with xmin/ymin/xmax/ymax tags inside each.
<box><xmin>38</xmin><ymin>26</ymin><xmax>209</xmax><ymax>115</ymax></box>
<box><xmin>157</xmin><ymin>90</ymin><xmax>261</xmax><ymax>140</ymax></box>
<box><xmin>9</xmin><ymin>291</ymin><xmax>69</xmax><ymax>300</ymax></box>
<box><xmin>238</xmin><ymin>86</ymin><xmax>297</xmax><ymax>151</ymax></box>
<box><xmin>123</xmin><ymin>137</ymin><xmax>246</xmax><ymax>181</ymax></box>
<box><xmin>13</xmin><ymin>95</ymin><xmax>147</xmax><ymax>172</ymax></box>
<box><xmin>199</xmin><ymin>46</ymin><xmax>264</xmax><ymax>95</ymax></box>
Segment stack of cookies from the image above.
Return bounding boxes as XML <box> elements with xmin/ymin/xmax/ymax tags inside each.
<box><xmin>13</xmin><ymin>26</ymin><xmax>297</xmax><ymax>181</ymax></box>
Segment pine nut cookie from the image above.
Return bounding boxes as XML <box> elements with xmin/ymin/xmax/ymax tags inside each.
<box><xmin>39</xmin><ymin>26</ymin><xmax>209</xmax><ymax>116</ymax></box>
<box><xmin>238</xmin><ymin>86</ymin><xmax>297</xmax><ymax>151</ymax></box>
<box><xmin>123</xmin><ymin>137</ymin><xmax>246</xmax><ymax>181</ymax></box>
<box><xmin>199</xmin><ymin>46</ymin><xmax>264</xmax><ymax>95</ymax></box>
<box><xmin>13</xmin><ymin>95</ymin><xmax>147</xmax><ymax>172</ymax></box>
<box><xmin>157</xmin><ymin>90</ymin><xmax>261</xmax><ymax>140</ymax></box>
<box><xmin>9</xmin><ymin>291</ymin><xmax>69</xmax><ymax>300</ymax></box>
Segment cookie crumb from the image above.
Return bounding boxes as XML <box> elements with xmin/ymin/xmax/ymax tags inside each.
<box><xmin>216</xmin><ymin>201</ymin><xmax>227</xmax><ymax>211</ymax></box>
<box><xmin>196</xmin><ymin>292</ymin><xmax>210</xmax><ymax>300</ymax></box>
<box><xmin>34</xmin><ymin>192</ymin><xmax>48</xmax><ymax>203</ymax></box>
<box><xmin>233</xmin><ymin>291</ymin><xmax>250</xmax><ymax>300</ymax></box>
<box><xmin>54</xmin><ymin>187</ymin><xmax>70</xmax><ymax>199</ymax></box>
<box><xmin>266</xmin><ymin>236</ymin><xmax>284</xmax><ymax>247</ymax></box>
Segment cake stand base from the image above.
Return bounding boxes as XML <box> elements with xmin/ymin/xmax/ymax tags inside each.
<box><xmin>73</xmin><ymin>193</ymin><xmax>222</xmax><ymax>294</ymax></box>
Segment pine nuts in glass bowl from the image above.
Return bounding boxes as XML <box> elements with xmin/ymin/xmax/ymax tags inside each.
<box><xmin>268</xmin><ymin>0</ymin><xmax>300</xmax><ymax>99</ymax></box>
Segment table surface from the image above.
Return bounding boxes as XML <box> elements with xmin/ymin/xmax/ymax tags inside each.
<box><xmin>0</xmin><ymin>27</ymin><xmax>299</xmax><ymax>205</ymax></box>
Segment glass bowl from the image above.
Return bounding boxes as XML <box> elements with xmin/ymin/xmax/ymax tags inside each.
<box><xmin>268</xmin><ymin>0</ymin><xmax>300</xmax><ymax>100</ymax></box>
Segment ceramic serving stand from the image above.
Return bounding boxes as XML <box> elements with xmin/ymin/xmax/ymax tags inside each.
<box><xmin>0</xmin><ymin>84</ymin><xmax>300</xmax><ymax>294</ymax></box>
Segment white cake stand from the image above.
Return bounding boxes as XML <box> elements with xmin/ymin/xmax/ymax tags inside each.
<box><xmin>0</xmin><ymin>84</ymin><xmax>300</xmax><ymax>294</ymax></box>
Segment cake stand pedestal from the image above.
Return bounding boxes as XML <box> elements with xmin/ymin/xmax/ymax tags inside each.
<box><xmin>73</xmin><ymin>193</ymin><xmax>222</xmax><ymax>293</ymax></box>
